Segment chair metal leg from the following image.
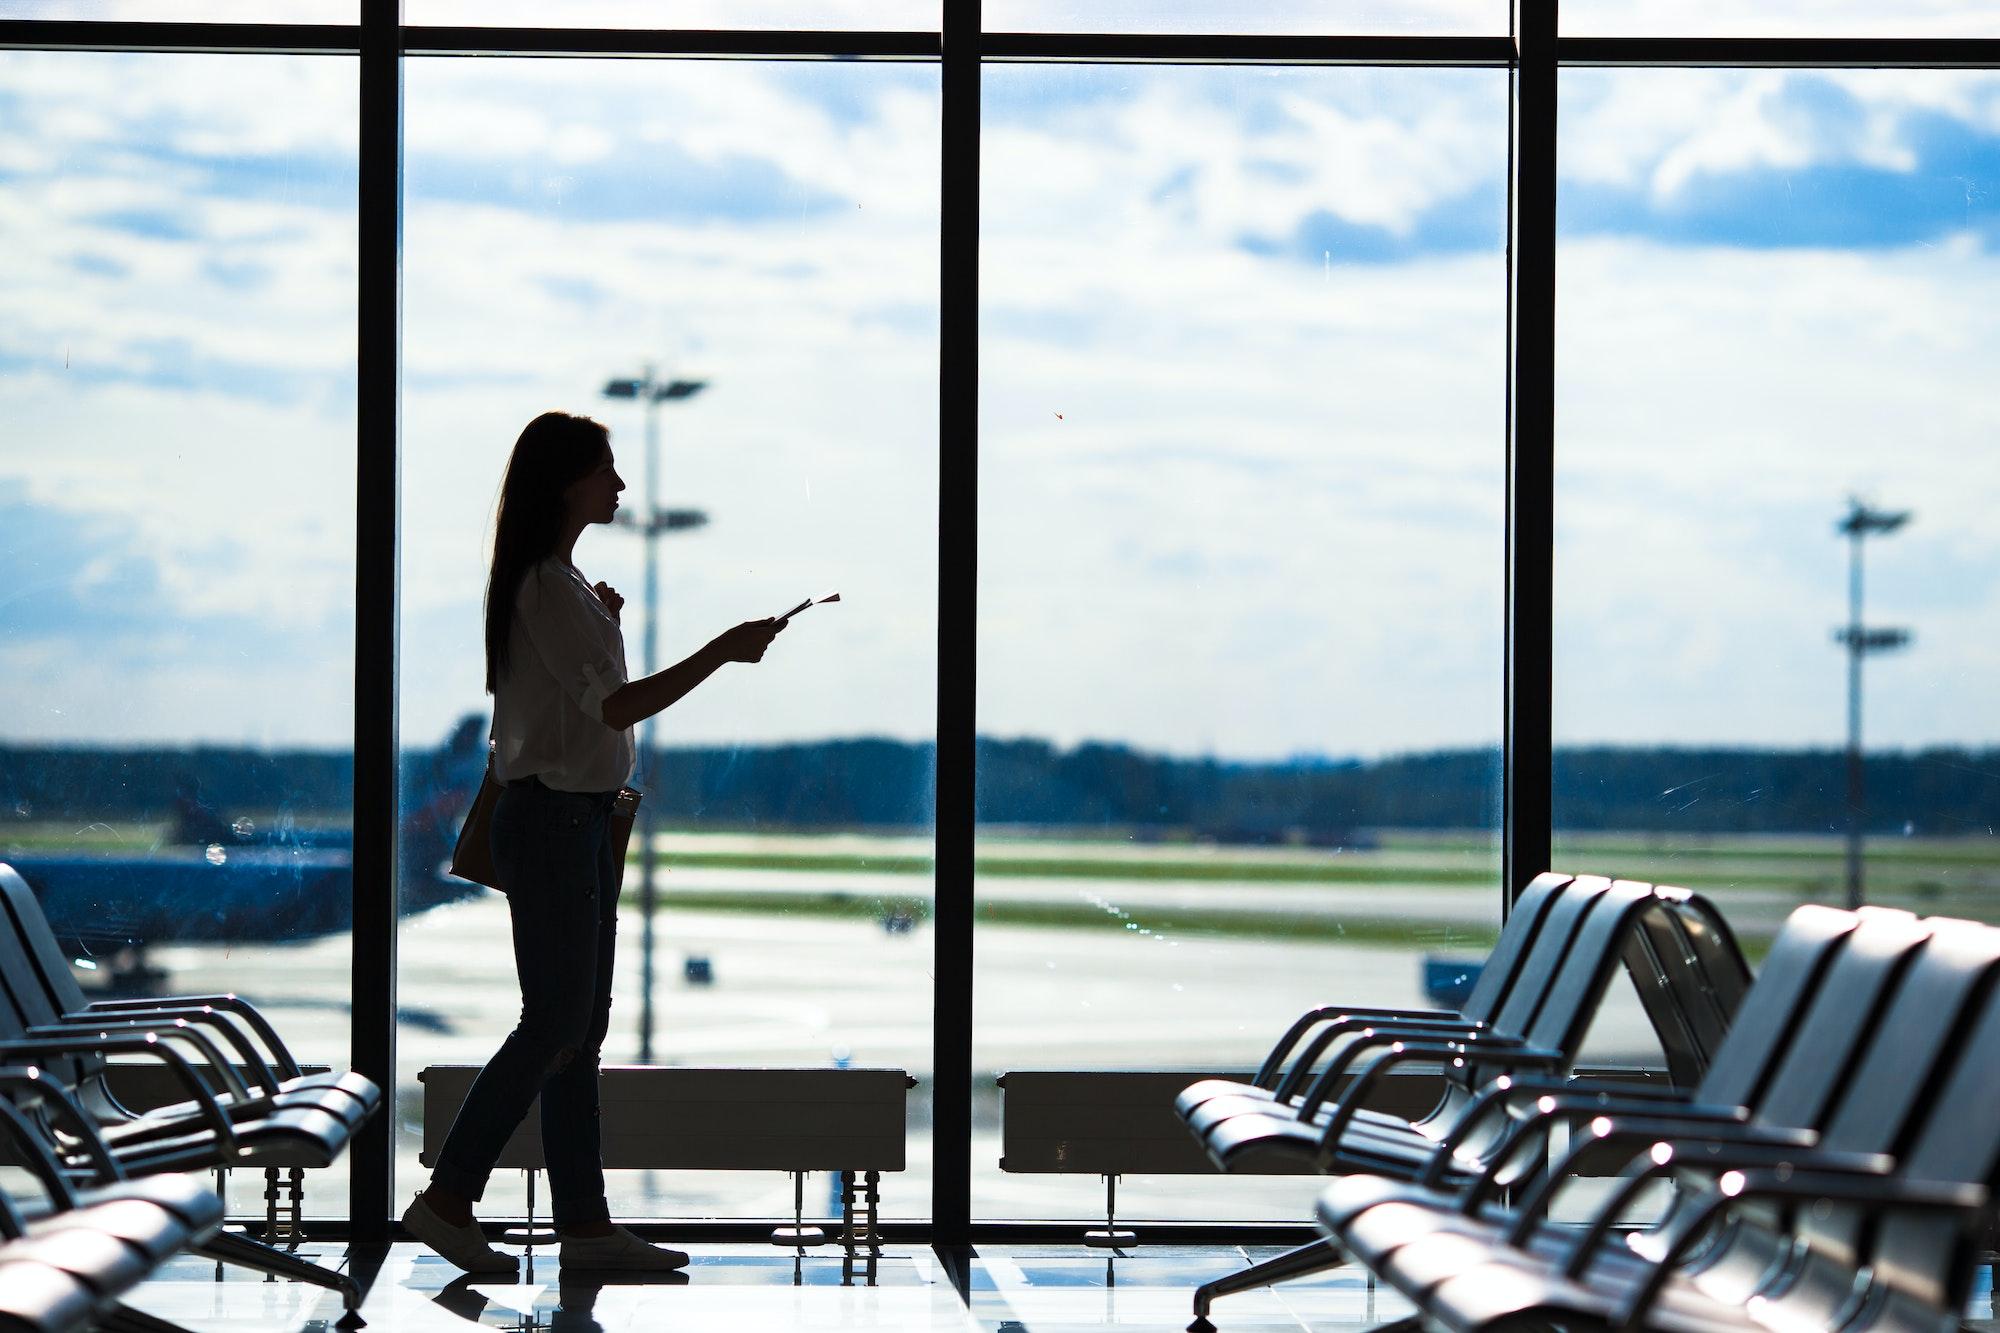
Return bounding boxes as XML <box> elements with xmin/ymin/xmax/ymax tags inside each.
<box><xmin>865</xmin><ymin>1170</ymin><xmax>881</xmax><ymax>1253</ymax></box>
<box><xmin>1189</xmin><ymin>1237</ymin><xmax>1346</xmax><ymax>1331</ymax></box>
<box><xmin>835</xmin><ymin>1169</ymin><xmax>884</xmax><ymax>1259</ymax></box>
<box><xmin>1085</xmin><ymin>1173</ymin><xmax>1137</xmax><ymax>1249</ymax></box>
<box><xmin>211</xmin><ymin>1167</ymin><xmax>228</xmax><ymax>1283</ymax></box>
<box><xmin>197</xmin><ymin>1227</ymin><xmax>366</xmax><ymax>1327</ymax></box>
<box><xmin>771</xmin><ymin>1170</ymin><xmax>827</xmax><ymax>1248</ymax></box>
<box><xmin>262</xmin><ymin>1167</ymin><xmax>305</xmax><ymax>1249</ymax></box>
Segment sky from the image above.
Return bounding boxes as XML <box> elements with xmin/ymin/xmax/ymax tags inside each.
<box><xmin>1</xmin><ymin>38</ymin><xmax>1997</xmax><ymax>761</ymax></box>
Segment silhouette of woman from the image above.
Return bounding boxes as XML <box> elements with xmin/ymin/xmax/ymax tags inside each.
<box><xmin>403</xmin><ymin>411</ymin><xmax>782</xmax><ymax>1274</ymax></box>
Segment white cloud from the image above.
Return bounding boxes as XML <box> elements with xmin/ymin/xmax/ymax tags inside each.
<box><xmin>984</xmin><ymin>65</ymin><xmax>1503</xmax><ymax>250</ymax></box>
<box><xmin>1554</xmin><ymin>237</ymin><xmax>2000</xmax><ymax>747</ymax></box>
<box><xmin>3</xmin><ymin>48</ymin><xmax>1996</xmax><ymax>760</ymax></box>
<box><xmin>1562</xmin><ymin>68</ymin><xmax>2000</xmax><ymax>206</ymax></box>
<box><xmin>0</xmin><ymin>50</ymin><xmax>354</xmax><ymax>157</ymax></box>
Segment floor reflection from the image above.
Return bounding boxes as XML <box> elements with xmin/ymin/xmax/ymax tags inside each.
<box><xmin>118</xmin><ymin>1242</ymin><xmax>2000</xmax><ymax>1333</ymax></box>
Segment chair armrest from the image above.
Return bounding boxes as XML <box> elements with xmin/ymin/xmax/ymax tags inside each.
<box><xmin>1610</xmin><ymin>1170</ymin><xmax>1984</xmax><ymax>1327</ymax></box>
<box><xmin>1455</xmin><ymin>1095</ymin><xmax>1749</xmax><ymax>1203</ymax></box>
<box><xmin>1721</xmin><ymin>1168</ymin><xmax>1984</xmax><ymax>1210</ymax></box>
<box><xmin>1419</xmin><ymin>1078</ymin><xmax>1719</xmax><ymax>1188</ymax></box>
<box><xmin>0</xmin><ymin>1067</ymin><xmax>123</xmax><ymax>1191</ymax></box>
<box><xmin>0</xmin><ymin>1075</ymin><xmax>84</xmax><ymax>1208</ymax></box>
<box><xmin>1294</xmin><ymin>1025</ymin><xmax>1512</xmax><ymax>1120</ymax></box>
<box><xmin>0</xmin><ymin>1035</ymin><xmax>237</xmax><ymax>1151</ymax></box>
<box><xmin>39</xmin><ymin>1007</ymin><xmax>281</xmax><ymax>1094</ymax></box>
<box><xmin>1477</xmin><ymin>1074</ymin><xmax>1695</xmax><ymax>1107</ymax></box>
<box><xmin>1455</xmin><ymin>1099</ymin><xmax>1765</xmax><ymax>1217</ymax></box>
<box><xmin>85</xmin><ymin>994</ymin><xmax>302</xmax><ymax>1080</ymax></box>
<box><xmin>1274</xmin><ymin>1015</ymin><xmax>1492</xmax><ymax>1100</ymax></box>
<box><xmin>24</xmin><ymin>1019</ymin><xmax>253</xmax><ymax>1103</ymax></box>
<box><xmin>1316</xmin><ymin>1039</ymin><xmax>1568</xmax><ymax>1154</ymax></box>
<box><xmin>1502</xmin><ymin>1116</ymin><xmax>1825</xmax><ymax>1247</ymax></box>
<box><xmin>1254</xmin><ymin>1004</ymin><xmax>1462</xmax><ymax>1087</ymax></box>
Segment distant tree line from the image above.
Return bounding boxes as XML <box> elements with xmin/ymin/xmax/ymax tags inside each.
<box><xmin>2</xmin><ymin>736</ymin><xmax>1995</xmax><ymax>838</ymax></box>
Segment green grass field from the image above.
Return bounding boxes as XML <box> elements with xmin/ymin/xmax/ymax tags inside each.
<box><xmin>644</xmin><ymin>826</ymin><xmax>1994</xmax><ymax>890</ymax></box>
<box><xmin>630</xmin><ymin>827</ymin><xmax>2000</xmax><ymax>948</ymax></box>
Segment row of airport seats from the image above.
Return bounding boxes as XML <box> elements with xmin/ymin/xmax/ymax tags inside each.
<box><xmin>0</xmin><ymin>862</ymin><xmax>377</xmax><ymax>1332</ymax></box>
<box><xmin>1181</xmin><ymin>873</ymin><xmax>2000</xmax><ymax>1333</ymax></box>
<box><xmin>0</xmin><ymin>1076</ymin><xmax>225</xmax><ymax>1333</ymax></box>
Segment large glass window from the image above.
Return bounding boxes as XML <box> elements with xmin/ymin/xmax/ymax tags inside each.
<box><xmin>403</xmin><ymin>2</ymin><xmax>937</xmax><ymax>30</ymax></box>
<box><xmin>396</xmin><ymin>54</ymin><xmax>941</xmax><ymax>1221</ymax></box>
<box><xmin>1554</xmin><ymin>68</ymin><xmax>2000</xmax><ymax>949</ymax></box>
<box><xmin>12</xmin><ymin>6</ymin><xmax>1993</xmax><ymax>1238</ymax></box>
<box><xmin>0</xmin><ymin>49</ymin><xmax>359</xmax><ymax>1215</ymax></box>
<box><xmin>974</xmin><ymin>62</ymin><xmax>1510</xmax><ymax>1221</ymax></box>
<box><xmin>0</xmin><ymin>2</ymin><xmax>353</xmax><ymax>19</ymax></box>
<box><xmin>985</xmin><ymin>2</ymin><xmax>1507</xmax><ymax>35</ymax></box>
<box><xmin>1562</xmin><ymin>3</ymin><xmax>2000</xmax><ymax>37</ymax></box>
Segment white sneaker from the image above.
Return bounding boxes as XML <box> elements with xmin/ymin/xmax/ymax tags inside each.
<box><xmin>401</xmin><ymin>1193</ymin><xmax>518</xmax><ymax>1275</ymax></box>
<box><xmin>558</xmin><ymin>1224</ymin><xmax>689</xmax><ymax>1272</ymax></box>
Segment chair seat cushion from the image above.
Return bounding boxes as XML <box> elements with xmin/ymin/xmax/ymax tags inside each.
<box><xmin>1</xmin><ymin>1228</ymin><xmax>153</xmax><ymax>1294</ymax></box>
<box><xmin>134</xmin><ymin>1077</ymin><xmax>376</xmax><ymax>1133</ymax></box>
<box><xmin>102</xmin><ymin>1103</ymin><xmax>351</xmax><ymax>1174</ymax></box>
<box><xmin>0</xmin><ymin>1256</ymin><xmax>102</xmax><ymax>1331</ymax></box>
<box><xmin>1174</xmin><ymin>1078</ymin><xmax>1267</xmax><ymax>1117</ymax></box>
<box><xmin>26</xmin><ymin>1200</ymin><xmax>194</xmax><ymax>1264</ymax></box>
<box><xmin>1206</xmin><ymin>1108</ymin><xmax>1441</xmax><ymax>1176</ymax></box>
<box><xmin>1388</xmin><ymin>1235</ymin><xmax>1773</xmax><ymax>1333</ymax></box>
<box><xmin>1321</xmin><ymin>1177</ymin><xmax>1861</xmax><ymax>1333</ymax></box>
<box><xmin>19</xmin><ymin>1178</ymin><xmax>221</xmax><ymax>1259</ymax></box>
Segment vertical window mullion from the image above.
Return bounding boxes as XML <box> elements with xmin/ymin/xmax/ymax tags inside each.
<box><xmin>933</xmin><ymin>0</ymin><xmax>980</xmax><ymax>1243</ymax></box>
<box><xmin>349</xmin><ymin>0</ymin><xmax>402</xmax><ymax>1242</ymax></box>
<box><xmin>1504</xmin><ymin>0</ymin><xmax>1556</xmax><ymax>910</ymax></box>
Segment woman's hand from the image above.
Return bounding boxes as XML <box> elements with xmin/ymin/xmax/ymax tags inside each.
<box><xmin>713</xmin><ymin>618</ymin><xmax>784</xmax><ymax>663</ymax></box>
<box><xmin>592</xmin><ymin>581</ymin><xmax>624</xmax><ymax>622</ymax></box>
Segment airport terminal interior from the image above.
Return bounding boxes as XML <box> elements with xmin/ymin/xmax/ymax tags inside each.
<box><xmin>4</xmin><ymin>2</ymin><xmax>2000</xmax><ymax>1330</ymax></box>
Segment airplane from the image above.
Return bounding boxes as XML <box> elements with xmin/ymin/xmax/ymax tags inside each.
<box><xmin>1</xmin><ymin>715</ymin><xmax>492</xmax><ymax>990</ymax></box>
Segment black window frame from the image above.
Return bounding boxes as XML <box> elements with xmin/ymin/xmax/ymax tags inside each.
<box><xmin>4</xmin><ymin>0</ymin><xmax>1997</xmax><ymax>1247</ymax></box>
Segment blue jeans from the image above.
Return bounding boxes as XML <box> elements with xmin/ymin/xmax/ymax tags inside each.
<box><xmin>430</xmin><ymin>779</ymin><xmax>620</xmax><ymax>1230</ymax></box>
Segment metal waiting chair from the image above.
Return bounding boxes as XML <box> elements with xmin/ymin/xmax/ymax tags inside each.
<box><xmin>1184</xmin><ymin>879</ymin><xmax>1758</xmax><ymax>1330</ymax></box>
<box><xmin>0</xmin><ymin>1070</ymin><xmax>225</xmax><ymax>1333</ymax></box>
<box><xmin>0</xmin><ymin>866</ymin><xmax>378</xmax><ymax>1125</ymax></box>
<box><xmin>0</xmin><ymin>867</ymin><xmax>371</xmax><ymax>1325</ymax></box>
<box><xmin>1175</xmin><ymin>871</ymin><xmax>1583</xmax><ymax>1127</ymax></box>
<box><xmin>1315</xmin><ymin>913</ymin><xmax>2000</xmax><ymax>1333</ymax></box>
<box><xmin>1183</xmin><ymin>874</ymin><xmax>1616</xmax><ymax>1152</ymax></box>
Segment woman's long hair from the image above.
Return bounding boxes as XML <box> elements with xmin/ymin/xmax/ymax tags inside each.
<box><xmin>485</xmin><ymin>412</ymin><xmax>611</xmax><ymax>693</ymax></box>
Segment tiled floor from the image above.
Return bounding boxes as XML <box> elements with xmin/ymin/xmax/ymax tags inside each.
<box><xmin>118</xmin><ymin>1241</ymin><xmax>2000</xmax><ymax>1333</ymax></box>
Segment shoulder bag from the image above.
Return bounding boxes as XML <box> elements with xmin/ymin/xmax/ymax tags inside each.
<box><xmin>449</xmin><ymin>760</ymin><xmax>644</xmax><ymax>893</ymax></box>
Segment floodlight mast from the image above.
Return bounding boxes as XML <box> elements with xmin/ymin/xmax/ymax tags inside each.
<box><xmin>1833</xmin><ymin>499</ymin><xmax>1912</xmax><ymax>910</ymax></box>
<box><xmin>601</xmin><ymin>364</ymin><xmax>709</xmax><ymax>1065</ymax></box>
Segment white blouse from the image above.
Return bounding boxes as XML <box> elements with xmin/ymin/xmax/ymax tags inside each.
<box><xmin>490</xmin><ymin>558</ymin><xmax>637</xmax><ymax>793</ymax></box>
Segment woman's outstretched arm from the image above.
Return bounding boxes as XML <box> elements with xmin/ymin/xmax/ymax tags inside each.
<box><xmin>598</xmin><ymin>619</ymin><xmax>783</xmax><ymax>731</ymax></box>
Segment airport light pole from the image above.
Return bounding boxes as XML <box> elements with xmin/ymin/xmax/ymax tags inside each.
<box><xmin>1833</xmin><ymin>499</ymin><xmax>1911</xmax><ymax>910</ymax></box>
<box><xmin>602</xmin><ymin>367</ymin><xmax>708</xmax><ymax>1064</ymax></box>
